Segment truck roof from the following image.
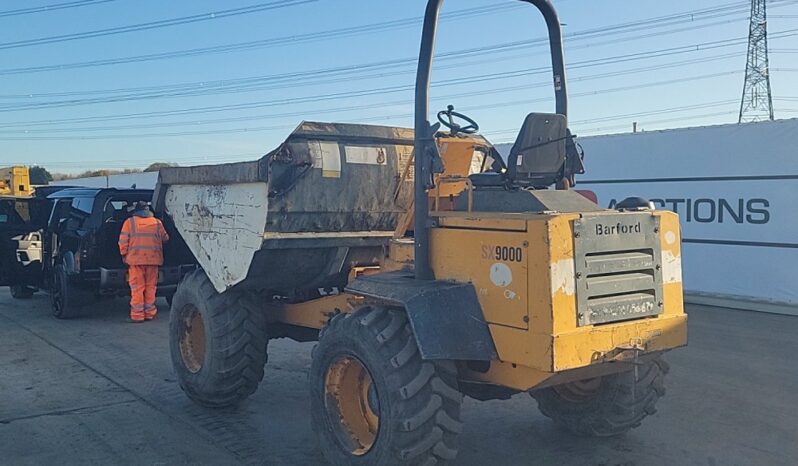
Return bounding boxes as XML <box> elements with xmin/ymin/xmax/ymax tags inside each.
<box><xmin>47</xmin><ymin>187</ymin><xmax>153</xmax><ymax>199</ymax></box>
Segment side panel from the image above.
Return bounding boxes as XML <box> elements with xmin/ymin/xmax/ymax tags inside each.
<box><xmin>430</xmin><ymin>228</ymin><xmax>529</xmax><ymax>329</ymax></box>
<box><xmin>164</xmin><ymin>183</ymin><xmax>268</xmax><ymax>293</ymax></box>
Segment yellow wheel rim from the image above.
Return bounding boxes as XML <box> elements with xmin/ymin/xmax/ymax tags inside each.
<box><xmin>179</xmin><ymin>305</ymin><xmax>206</xmax><ymax>374</ymax></box>
<box><xmin>324</xmin><ymin>355</ymin><xmax>380</xmax><ymax>456</ymax></box>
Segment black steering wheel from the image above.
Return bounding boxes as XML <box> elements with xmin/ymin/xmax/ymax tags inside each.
<box><xmin>437</xmin><ymin>105</ymin><xmax>479</xmax><ymax>135</ymax></box>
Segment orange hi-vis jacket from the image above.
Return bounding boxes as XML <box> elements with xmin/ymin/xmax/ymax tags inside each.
<box><xmin>118</xmin><ymin>213</ymin><xmax>169</xmax><ymax>266</ymax></box>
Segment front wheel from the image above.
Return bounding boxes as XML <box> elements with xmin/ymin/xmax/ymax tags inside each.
<box><xmin>10</xmin><ymin>285</ymin><xmax>35</xmax><ymax>299</ymax></box>
<box><xmin>169</xmin><ymin>269</ymin><xmax>267</xmax><ymax>408</ymax></box>
<box><xmin>310</xmin><ymin>306</ymin><xmax>463</xmax><ymax>465</ymax></box>
<box><xmin>531</xmin><ymin>357</ymin><xmax>669</xmax><ymax>437</ymax></box>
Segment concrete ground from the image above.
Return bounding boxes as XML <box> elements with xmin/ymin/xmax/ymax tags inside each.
<box><xmin>1</xmin><ymin>292</ymin><xmax>796</xmax><ymax>466</ymax></box>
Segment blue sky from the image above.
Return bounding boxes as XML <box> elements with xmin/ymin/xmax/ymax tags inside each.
<box><xmin>1</xmin><ymin>0</ymin><xmax>796</xmax><ymax>173</ymax></box>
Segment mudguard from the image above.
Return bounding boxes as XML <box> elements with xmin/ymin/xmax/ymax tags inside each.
<box><xmin>346</xmin><ymin>271</ymin><xmax>497</xmax><ymax>361</ymax></box>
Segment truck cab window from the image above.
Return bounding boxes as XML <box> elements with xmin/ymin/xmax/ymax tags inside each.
<box><xmin>103</xmin><ymin>199</ymin><xmax>133</xmax><ymax>223</ymax></box>
<box><xmin>71</xmin><ymin>197</ymin><xmax>93</xmax><ymax>215</ymax></box>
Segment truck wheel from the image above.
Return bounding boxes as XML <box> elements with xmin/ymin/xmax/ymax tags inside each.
<box><xmin>532</xmin><ymin>357</ymin><xmax>669</xmax><ymax>437</ymax></box>
<box><xmin>169</xmin><ymin>269</ymin><xmax>267</xmax><ymax>408</ymax></box>
<box><xmin>51</xmin><ymin>264</ymin><xmax>86</xmax><ymax>319</ymax></box>
<box><xmin>310</xmin><ymin>306</ymin><xmax>463</xmax><ymax>465</ymax></box>
<box><xmin>10</xmin><ymin>285</ymin><xmax>35</xmax><ymax>299</ymax></box>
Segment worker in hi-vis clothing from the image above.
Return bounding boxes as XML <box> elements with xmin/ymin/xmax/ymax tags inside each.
<box><xmin>118</xmin><ymin>201</ymin><xmax>169</xmax><ymax>323</ymax></box>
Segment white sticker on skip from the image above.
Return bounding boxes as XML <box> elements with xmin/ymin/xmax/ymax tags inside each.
<box><xmin>345</xmin><ymin>146</ymin><xmax>387</xmax><ymax>165</ymax></box>
<box><xmin>309</xmin><ymin>140</ymin><xmax>341</xmax><ymax>178</ymax></box>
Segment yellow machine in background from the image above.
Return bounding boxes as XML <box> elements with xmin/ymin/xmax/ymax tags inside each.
<box><xmin>0</xmin><ymin>166</ymin><xmax>32</xmax><ymax>197</ymax></box>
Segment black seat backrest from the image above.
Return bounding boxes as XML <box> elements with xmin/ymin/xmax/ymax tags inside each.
<box><xmin>507</xmin><ymin>113</ymin><xmax>567</xmax><ymax>188</ymax></box>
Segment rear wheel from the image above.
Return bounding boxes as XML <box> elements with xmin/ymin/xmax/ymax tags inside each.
<box><xmin>532</xmin><ymin>357</ymin><xmax>669</xmax><ymax>437</ymax></box>
<box><xmin>10</xmin><ymin>285</ymin><xmax>35</xmax><ymax>299</ymax></box>
<box><xmin>51</xmin><ymin>264</ymin><xmax>87</xmax><ymax>319</ymax></box>
<box><xmin>169</xmin><ymin>269</ymin><xmax>267</xmax><ymax>408</ymax></box>
<box><xmin>310</xmin><ymin>306</ymin><xmax>463</xmax><ymax>465</ymax></box>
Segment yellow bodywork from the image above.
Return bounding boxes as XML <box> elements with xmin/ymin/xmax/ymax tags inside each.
<box><xmin>430</xmin><ymin>210</ymin><xmax>686</xmax><ymax>390</ymax></box>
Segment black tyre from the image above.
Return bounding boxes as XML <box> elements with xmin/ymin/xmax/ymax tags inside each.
<box><xmin>169</xmin><ymin>269</ymin><xmax>267</xmax><ymax>408</ymax></box>
<box><xmin>10</xmin><ymin>285</ymin><xmax>35</xmax><ymax>299</ymax></box>
<box><xmin>51</xmin><ymin>264</ymin><xmax>87</xmax><ymax>319</ymax></box>
<box><xmin>532</xmin><ymin>357</ymin><xmax>669</xmax><ymax>437</ymax></box>
<box><xmin>310</xmin><ymin>306</ymin><xmax>463</xmax><ymax>466</ymax></box>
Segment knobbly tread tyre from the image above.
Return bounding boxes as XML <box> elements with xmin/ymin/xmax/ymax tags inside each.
<box><xmin>310</xmin><ymin>306</ymin><xmax>463</xmax><ymax>466</ymax></box>
<box><xmin>169</xmin><ymin>269</ymin><xmax>268</xmax><ymax>408</ymax></box>
<box><xmin>10</xmin><ymin>285</ymin><xmax>34</xmax><ymax>299</ymax></box>
<box><xmin>532</xmin><ymin>357</ymin><xmax>669</xmax><ymax>437</ymax></box>
<box><xmin>51</xmin><ymin>264</ymin><xmax>87</xmax><ymax>319</ymax></box>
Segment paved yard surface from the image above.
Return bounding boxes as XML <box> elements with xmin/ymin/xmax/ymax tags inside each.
<box><xmin>1</xmin><ymin>291</ymin><xmax>796</xmax><ymax>465</ymax></box>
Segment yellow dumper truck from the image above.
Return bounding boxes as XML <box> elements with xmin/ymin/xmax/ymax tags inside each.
<box><xmin>154</xmin><ymin>1</ymin><xmax>687</xmax><ymax>464</ymax></box>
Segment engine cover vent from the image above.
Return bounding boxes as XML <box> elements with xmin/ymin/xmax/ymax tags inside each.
<box><xmin>573</xmin><ymin>213</ymin><xmax>663</xmax><ymax>326</ymax></box>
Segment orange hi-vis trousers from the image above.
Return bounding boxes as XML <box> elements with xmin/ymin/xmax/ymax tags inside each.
<box><xmin>129</xmin><ymin>265</ymin><xmax>159</xmax><ymax>321</ymax></box>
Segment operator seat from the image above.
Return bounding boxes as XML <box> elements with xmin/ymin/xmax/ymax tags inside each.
<box><xmin>468</xmin><ymin>112</ymin><xmax>567</xmax><ymax>189</ymax></box>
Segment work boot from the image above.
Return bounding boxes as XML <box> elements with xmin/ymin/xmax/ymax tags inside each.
<box><xmin>127</xmin><ymin>318</ymin><xmax>145</xmax><ymax>324</ymax></box>
<box><xmin>144</xmin><ymin>315</ymin><xmax>156</xmax><ymax>321</ymax></box>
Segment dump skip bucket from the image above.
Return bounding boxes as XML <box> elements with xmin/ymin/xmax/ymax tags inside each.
<box><xmin>154</xmin><ymin>121</ymin><xmax>415</xmax><ymax>294</ymax></box>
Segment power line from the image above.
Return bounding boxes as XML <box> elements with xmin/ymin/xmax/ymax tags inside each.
<box><xmin>13</xmin><ymin>100</ymin><xmax>746</xmax><ymax>168</ymax></box>
<box><xmin>576</xmin><ymin>111</ymin><xmax>741</xmax><ymax>136</ymax></box>
<box><xmin>0</xmin><ymin>0</ymin><xmax>115</xmax><ymax>18</ymax></box>
<box><xmin>0</xmin><ymin>14</ymin><xmax>754</xmax><ymax>101</ymax></box>
<box><xmin>0</xmin><ymin>3</ymin><xmax>791</xmax><ymax>134</ymax></box>
<box><xmin>1</xmin><ymin>28</ymin><xmax>785</xmax><ymax>116</ymax></box>
<box><xmin>2</xmin><ymin>25</ymin><xmax>781</xmax><ymax>128</ymax></box>
<box><xmin>491</xmin><ymin>110</ymin><xmax>744</xmax><ymax>143</ymax></box>
<box><xmin>0</xmin><ymin>52</ymin><xmax>745</xmax><ymax>134</ymax></box>
<box><xmin>482</xmin><ymin>100</ymin><xmax>738</xmax><ymax>136</ymax></box>
<box><xmin>0</xmin><ymin>4</ymin><xmax>523</xmax><ymax>78</ymax></box>
<box><xmin>7</xmin><ymin>24</ymin><xmax>794</xmax><ymax>113</ymax></box>
<box><xmin>0</xmin><ymin>70</ymin><xmax>744</xmax><ymax>141</ymax></box>
<box><xmin>0</xmin><ymin>0</ymin><xmax>317</xmax><ymax>51</ymax></box>
<box><xmin>0</xmin><ymin>0</ymin><xmax>786</xmax><ymax>76</ymax></box>
<box><xmin>9</xmin><ymin>100</ymin><xmax>741</xmax><ymax>166</ymax></box>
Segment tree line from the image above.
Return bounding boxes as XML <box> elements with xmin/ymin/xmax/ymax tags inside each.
<box><xmin>30</xmin><ymin>163</ymin><xmax>177</xmax><ymax>184</ymax></box>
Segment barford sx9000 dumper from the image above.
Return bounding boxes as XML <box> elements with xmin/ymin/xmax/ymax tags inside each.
<box><xmin>154</xmin><ymin>1</ymin><xmax>687</xmax><ymax>464</ymax></box>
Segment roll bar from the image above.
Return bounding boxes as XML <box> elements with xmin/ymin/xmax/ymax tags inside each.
<box><xmin>413</xmin><ymin>0</ymin><xmax>569</xmax><ymax>280</ymax></box>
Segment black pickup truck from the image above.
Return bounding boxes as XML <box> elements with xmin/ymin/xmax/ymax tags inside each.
<box><xmin>0</xmin><ymin>187</ymin><xmax>195</xmax><ymax>318</ymax></box>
